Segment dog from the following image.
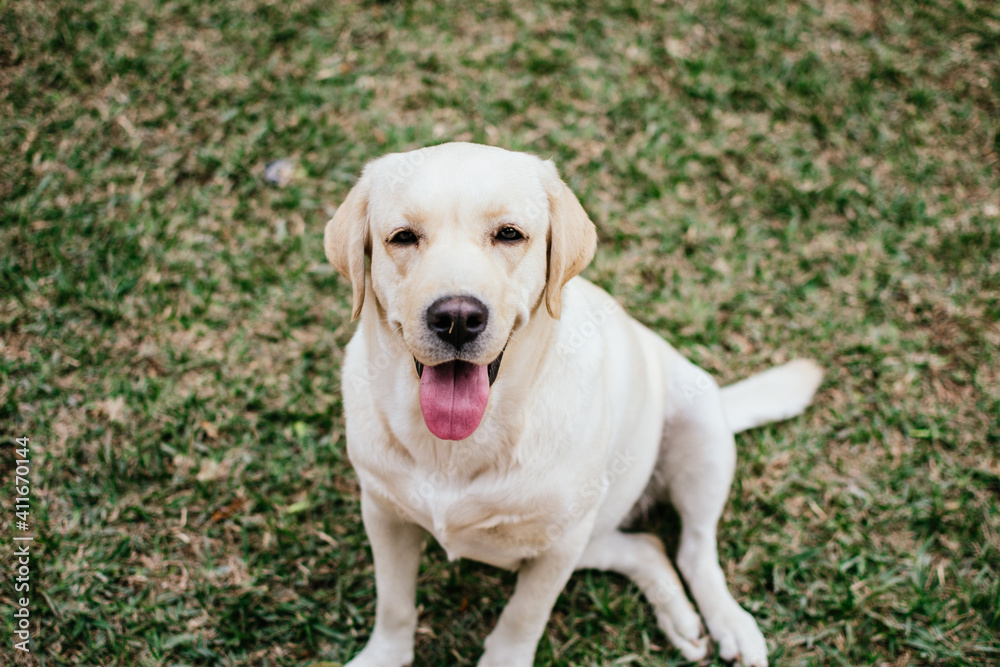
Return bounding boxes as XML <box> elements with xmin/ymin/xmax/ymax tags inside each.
<box><xmin>324</xmin><ymin>142</ymin><xmax>823</xmax><ymax>666</ymax></box>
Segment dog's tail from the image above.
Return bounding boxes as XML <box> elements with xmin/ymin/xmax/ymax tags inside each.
<box><xmin>720</xmin><ymin>359</ymin><xmax>824</xmax><ymax>434</ymax></box>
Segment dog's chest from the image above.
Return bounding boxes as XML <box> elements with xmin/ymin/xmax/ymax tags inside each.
<box><xmin>368</xmin><ymin>467</ymin><xmax>572</xmax><ymax>570</ymax></box>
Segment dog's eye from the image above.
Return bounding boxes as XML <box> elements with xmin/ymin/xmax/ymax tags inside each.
<box><xmin>389</xmin><ymin>229</ymin><xmax>418</xmax><ymax>245</ymax></box>
<box><xmin>495</xmin><ymin>226</ymin><xmax>524</xmax><ymax>242</ymax></box>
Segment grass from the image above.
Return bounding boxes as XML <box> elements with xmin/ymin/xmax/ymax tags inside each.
<box><xmin>1</xmin><ymin>0</ymin><xmax>999</xmax><ymax>665</ymax></box>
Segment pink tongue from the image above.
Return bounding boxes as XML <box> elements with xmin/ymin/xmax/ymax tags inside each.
<box><xmin>419</xmin><ymin>361</ymin><xmax>490</xmax><ymax>440</ymax></box>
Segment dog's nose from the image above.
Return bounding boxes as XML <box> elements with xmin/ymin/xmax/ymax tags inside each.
<box><xmin>426</xmin><ymin>296</ymin><xmax>488</xmax><ymax>350</ymax></box>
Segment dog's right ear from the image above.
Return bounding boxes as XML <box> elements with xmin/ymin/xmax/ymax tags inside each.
<box><xmin>324</xmin><ymin>174</ymin><xmax>373</xmax><ymax>321</ymax></box>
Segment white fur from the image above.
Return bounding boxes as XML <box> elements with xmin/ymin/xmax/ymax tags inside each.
<box><xmin>325</xmin><ymin>143</ymin><xmax>823</xmax><ymax>667</ymax></box>
<box><xmin>721</xmin><ymin>359</ymin><xmax>824</xmax><ymax>434</ymax></box>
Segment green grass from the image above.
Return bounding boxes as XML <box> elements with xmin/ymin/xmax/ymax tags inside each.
<box><xmin>2</xmin><ymin>0</ymin><xmax>999</xmax><ymax>665</ymax></box>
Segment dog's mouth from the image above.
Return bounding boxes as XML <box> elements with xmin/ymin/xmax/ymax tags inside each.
<box><xmin>413</xmin><ymin>349</ymin><xmax>504</xmax><ymax>441</ymax></box>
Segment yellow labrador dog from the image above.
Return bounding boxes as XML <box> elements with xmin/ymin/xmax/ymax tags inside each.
<box><xmin>325</xmin><ymin>142</ymin><xmax>822</xmax><ymax>667</ymax></box>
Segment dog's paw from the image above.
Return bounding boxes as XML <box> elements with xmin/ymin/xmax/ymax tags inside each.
<box><xmin>478</xmin><ymin>653</ymin><xmax>528</xmax><ymax>667</ymax></box>
<box><xmin>656</xmin><ymin>607</ymin><xmax>709</xmax><ymax>662</ymax></box>
<box><xmin>345</xmin><ymin>642</ymin><xmax>413</xmax><ymax>667</ymax></box>
<box><xmin>648</xmin><ymin>586</ymin><xmax>709</xmax><ymax>662</ymax></box>
<box><xmin>477</xmin><ymin>634</ymin><xmax>537</xmax><ymax>667</ymax></box>
<box><xmin>477</xmin><ymin>650</ymin><xmax>533</xmax><ymax>667</ymax></box>
<box><xmin>706</xmin><ymin>605</ymin><xmax>768</xmax><ymax>667</ymax></box>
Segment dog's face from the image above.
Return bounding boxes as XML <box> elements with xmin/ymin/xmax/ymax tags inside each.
<box><xmin>325</xmin><ymin>143</ymin><xmax>596</xmax><ymax>440</ymax></box>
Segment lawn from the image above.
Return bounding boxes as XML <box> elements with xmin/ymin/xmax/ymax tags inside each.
<box><xmin>2</xmin><ymin>0</ymin><xmax>999</xmax><ymax>665</ymax></box>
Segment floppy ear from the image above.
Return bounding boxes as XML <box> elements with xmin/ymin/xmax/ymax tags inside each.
<box><xmin>543</xmin><ymin>161</ymin><xmax>598</xmax><ymax>319</ymax></box>
<box><xmin>324</xmin><ymin>174</ymin><xmax>372</xmax><ymax>321</ymax></box>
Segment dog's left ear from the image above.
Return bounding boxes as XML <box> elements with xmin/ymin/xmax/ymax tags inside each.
<box><xmin>542</xmin><ymin>160</ymin><xmax>598</xmax><ymax>319</ymax></box>
<box><xmin>324</xmin><ymin>171</ymin><xmax>373</xmax><ymax>321</ymax></box>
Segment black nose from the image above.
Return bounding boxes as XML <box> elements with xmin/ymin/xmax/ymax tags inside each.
<box><xmin>426</xmin><ymin>296</ymin><xmax>488</xmax><ymax>350</ymax></box>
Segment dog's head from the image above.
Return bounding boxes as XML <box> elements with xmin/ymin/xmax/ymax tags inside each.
<box><xmin>325</xmin><ymin>142</ymin><xmax>596</xmax><ymax>440</ymax></box>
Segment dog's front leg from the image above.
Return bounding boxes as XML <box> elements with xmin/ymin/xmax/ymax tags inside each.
<box><xmin>478</xmin><ymin>511</ymin><xmax>597</xmax><ymax>667</ymax></box>
<box><xmin>347</xmin><ymin>491</ymin><xmax>426</xmax><ymax>667</ymax></box>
